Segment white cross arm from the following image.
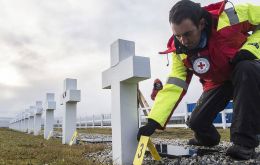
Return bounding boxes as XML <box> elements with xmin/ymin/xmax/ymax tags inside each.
<box><xmin>45</xmin><ymin>101</ymin><xmax>56</xmax><ymax>110</ymax></box>
<box><xmin>102</xmin><ymin>56</ymin><xmax>150</xmax><ymax>89</ymax></box>
<box><xmin>29</xmin><ymin>106</ymin><xmax>35</xmax><ymax>117</ymax></box>
<box><xmin>35</xmin><ymin>101</ymin><xmax>43</xmax><ymax>115</ymax></box>
<box><xmin>62</xmin><ymin>89</ymin><xmax>81</xmax><ymax>103</ymax></box>
<box><xmin>24</xmin><ymin>114</ymin><xmax>29</xmax><ymax>119</ymax></box>
<box><xmin>29</xmin><ymin>112</ymin><xmax>34</xmax><ymax>117</ymax></box>
<box><xmin>44</xmin><ymin>93</ymin><xmax>56</xmax><ymax>110</ymax></box>
<box><xmin>35</xmin><ymin>110</ymin><xmax>42</xmax><ymax>115</ymax></box>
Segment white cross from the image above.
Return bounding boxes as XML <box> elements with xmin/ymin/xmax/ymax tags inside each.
<box><xmin>34</xmin><ymin>101</ymin><xmax>43</xmax><ymax>136</ymax></box>
<box><xmin>44</xmin><ymin>93</ymin><xmax>56</xmax><ymax>139</ymax></box>
<box><xmin>28</xmin><ymin>106</ymin><xmax>35</xmax><ymax>134</ymax></box>
<box><xmin>24</xmin><ymin>109</ymin><xmax>30</xmax><ymax>133</ymax></box>
<box><xmin>102</xmin><ymin>39</ymin><xmax>151</xmax><ymax>165</ymax></box>
<box><xmin>21</xmin><ymin>112</ymin><xmax>26</xmax><ymax>132</ymax></box>
<box><xmin>61</xmin><ymin>78</ymin><xmax>81</xmax><ymax>144</ymax></box>
<box><xmin>17</xmin><ymin>112</ymin><xmax>22</xmax><ymax>131</ymax></box>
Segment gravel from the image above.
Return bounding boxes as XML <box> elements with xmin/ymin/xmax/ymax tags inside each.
<box><xmin>83</xmin><ymin>134</ymin><xmax>260</xmax><ymax>165</ymax></box>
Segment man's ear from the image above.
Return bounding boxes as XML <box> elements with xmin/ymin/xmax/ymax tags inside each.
<box><xmin>199</xmin><ymin>18</ymin><xmax>205</xmax><ymax>30</ymax></box>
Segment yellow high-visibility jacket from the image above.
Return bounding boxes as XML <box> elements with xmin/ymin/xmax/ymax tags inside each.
<box><xmin>148</xmin><ymin>2</ymin><xmax>260</xmax><ymax>128</ymax></box>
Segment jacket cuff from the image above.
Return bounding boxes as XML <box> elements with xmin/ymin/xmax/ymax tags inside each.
<box><xmin>148</xmin><ymin>118</ymin><xmax>163</xmax><ymax>130</ymax></box>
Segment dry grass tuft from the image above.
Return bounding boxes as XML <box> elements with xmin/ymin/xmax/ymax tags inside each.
<box><xmin>77</xmin><ymin>128</ymin><xmax>112</xmax><ymax>135</ymax></box>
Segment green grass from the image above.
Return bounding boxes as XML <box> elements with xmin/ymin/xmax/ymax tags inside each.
<box><xmin>0</xmin><ymin>128</ymin><xmax>106</xmax><ymax>165</ymax></box>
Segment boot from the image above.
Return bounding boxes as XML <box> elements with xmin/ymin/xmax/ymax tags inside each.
<box><xmin>226</xmin><ymin>144</ymin><xmax>256</xmax><ymax>160</ymax></box>
<box><xmin>187</xmin><ymin>138</ymin><xmax>203</xmax><ymax>146</ymax></box>
<box><xmin>187</xmin><ymin>137</ymin><xmax>219</xmax><ymax>147</ymax></box>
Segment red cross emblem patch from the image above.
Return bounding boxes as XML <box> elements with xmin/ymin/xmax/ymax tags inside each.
<box><xmin>193</xmin><ymin>58</ymin><xmax>210</xmax><ymax>74</ymax></box>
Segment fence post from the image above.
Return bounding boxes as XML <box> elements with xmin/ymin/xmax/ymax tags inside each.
<box><xmin>184</xmin><ymin>102</ymin><xmax>189</xmax><ymax>128</ymax></box>
<box><xmin>221</xmin><ymin>110</ymin><xmax>226</xmax><ymax>129</ymax></box>
<box><xmin>87</xmin><ymin>116</ymin><xmax>89</xmax><ymax>128</ymax></box>
<box><xmin>101</xmin><ymin>114</ymin><xmax>104</xmax><ymax>128</ymax></box>
<box><xmin>92</xmin><ymin>115</ymin><xmax>94</xmax><ymax>128</ymax></box>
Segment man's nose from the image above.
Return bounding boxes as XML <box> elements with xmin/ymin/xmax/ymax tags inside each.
<box><xmin>180</xmin><ymin>36</ymin><xmax>188</xmax><ymax>45</ymax></box>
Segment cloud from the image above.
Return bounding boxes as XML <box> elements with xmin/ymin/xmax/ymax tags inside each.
<box><xmin>0</xmin><ymin>0</ymin><xmax>258</xmax><ymax>119</ymax></box>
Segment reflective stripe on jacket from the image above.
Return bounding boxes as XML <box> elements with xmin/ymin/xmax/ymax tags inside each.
<box><xmin>148</xmin><ymin>54</ymin><xmax>192</xmax><ymax>128</ymax></box>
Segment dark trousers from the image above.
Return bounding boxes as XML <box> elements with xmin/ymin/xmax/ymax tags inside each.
<box><xmin>187</xmin><ymin>60</ymin><xmax>260</xmax><ymax>148</ymax></box>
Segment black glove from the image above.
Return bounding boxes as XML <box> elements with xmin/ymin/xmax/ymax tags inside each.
<box><xmin>137</xmin><ymin>119</ymin><xmax>161</xmax><ymax>141</ymax></box>
<box><xmin>230</xmin><ymin>50</ymin><xmax>256</xmax><ymax>66</ymax></box>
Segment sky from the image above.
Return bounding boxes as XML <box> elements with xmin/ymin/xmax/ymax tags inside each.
<box><xmin>0</xmin><ymin>0</ymin><xmax>259</xmax><ymax>119</ymax></box>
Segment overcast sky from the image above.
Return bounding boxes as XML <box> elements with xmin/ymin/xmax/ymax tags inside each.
<box><xmin>0</xmin><ymin>0</ymin><xmax>259</xmax><ymax>119</ymax></box>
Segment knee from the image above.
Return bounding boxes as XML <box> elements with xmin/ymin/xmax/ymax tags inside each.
<box><xmin>187</xmin><ymin>116</ymin><xmax>200</xmax><ymax>131</ymax></box>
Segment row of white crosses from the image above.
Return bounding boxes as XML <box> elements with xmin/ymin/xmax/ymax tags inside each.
<box><xmin>9</xmin><ymin>102</ymin><xmax>43</xmax><ymax>135</ymax></box>
<box><xmin>9</xmin><ymin>97</ymin><xmax>53</xmax><ymax>136</ymax></box>
<box><xmin>9</xmin><ymin>39</ymin><xmax>150</xmax><ymax>164</ymax></box>
<box><xmin>9</xmin><ymin>78</ymin><xmax>81</xmax><ymax>145</ymax></box>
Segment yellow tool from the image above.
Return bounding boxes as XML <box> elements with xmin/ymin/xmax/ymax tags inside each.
<box><xmin>69</xmin><ymin>130</ymin><xmax>78</xmax><ymax>146</ymax></box>
<box><xmin>47</xmin><ymin>130</ymin><xmax>53</xmax><ymax>140</ymax></box>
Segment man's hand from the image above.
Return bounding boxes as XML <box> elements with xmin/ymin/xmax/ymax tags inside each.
<box><xmin>151</xmin><ymin>79</ymin><xmax>163</xmax><ymax>101</ymax></box>
<box><xmin>137</xmin><ymin>119</ymin><xmax>161</xmax><ymax>141</ymax></box>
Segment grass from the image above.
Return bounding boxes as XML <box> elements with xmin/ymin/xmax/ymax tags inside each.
<box><xmin>77</xmin><ymin>128</ymin><xmax>112</xmax><ymax>135</ymax></box>
<box><xmin>0</xmin><ymin>128</ymin><xmax>106</xmax><ymax>165</ymax></box>
<box><xmin>54</xmin><ymin>128</ymin><xmax>112</xmax><ymax>135</ymax></box>
<box><xmin>0</xmin><ymin>127</ymin><xmax>230</xmax><ymax>164</ymax></box>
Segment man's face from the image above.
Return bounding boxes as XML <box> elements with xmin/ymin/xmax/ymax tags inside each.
<box><xmin>171</xmin><ymin>18</ymin><xmax>204</xmax><ymax>50</ymax></box>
